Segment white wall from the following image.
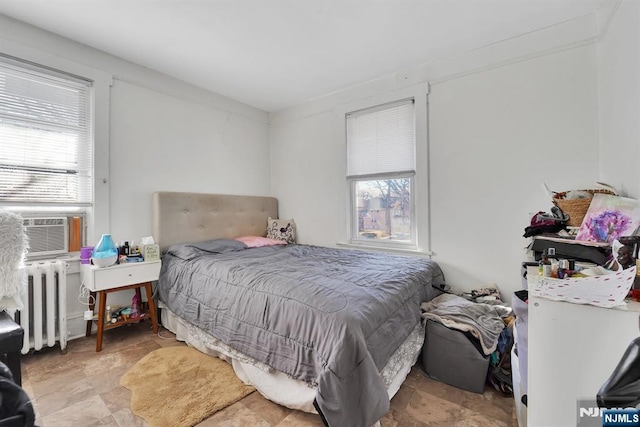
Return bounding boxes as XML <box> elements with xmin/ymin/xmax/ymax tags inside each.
<box><xmin>0</xmin><ymin>14</ymin><xmax>270</xmax><ymax>244</ymax></box>
<box><xmin>0</xmin><ymin>14</ymin><xmax>271</xmax><ymax>337</ymax></box>
<box><xmin>598</xmin><ymin>0</ymin><xmax>640</xmax><ymax>199</ymax></box>
<box><xmin>271</xmin><ymin>17</ymin><xmax>602</xmax><ymax>299</ymax></box>
<box><xmin>109</xmin><ymin>80</ymin><xmax>270</xmax><ymax>244</ymax></box>
<box><xmin>270</xmin><ymin>110</ymin><xmax>345</xmax><ymax>246</ymax></box>
<box><xmin>429</xmin><ymin>46</ymin><xmax>599</xmax><ymax>292</ymax></box>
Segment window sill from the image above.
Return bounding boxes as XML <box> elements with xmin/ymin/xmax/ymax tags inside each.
<box><xmin>336</xmin><ymin>242</ymin><xmax>432</xmax><ymax>257</ymax></box>
<box><xmin>26</xmin><ymin>252</ymin><xmax>80</xmax><ymax>262</ymax></box>
<box><xmin>24</xmin><ymin>253</ymin><xmax>81</xmax><ymax>274</ymax></box>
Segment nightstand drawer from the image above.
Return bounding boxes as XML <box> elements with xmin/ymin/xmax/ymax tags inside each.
<box><xmin>83</xmin><ymin>261</ymin><xmax>161</xmax><ymax>291</ymax></box>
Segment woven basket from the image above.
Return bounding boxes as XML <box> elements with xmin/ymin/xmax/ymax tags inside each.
<box><xmin>553</xmin><ymin>189</ymin><xmax>616</xmax><ymax>227</ymax></box>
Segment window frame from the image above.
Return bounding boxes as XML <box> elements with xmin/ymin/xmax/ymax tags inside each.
<box><xmin>339</xmin><ymin>84</ymin><xmax>430</xmax><ymax>254</ymax></box>
<box><xmin>0</xmin><ymin>44</ymin><xmax>112</xmax><ymax>249</ymax></box>
<box><xmin>0</xmin><ymin>54</ymin><xmax>94</xmax><ymax>207</ymax></box>
<box><xmin>346</xmin><ymin>98</ymin><xmax>417</xmax><ymax>249</ymax></box>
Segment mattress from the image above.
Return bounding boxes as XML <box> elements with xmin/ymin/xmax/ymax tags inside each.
<box><xmin>160</xmin><ymin>303</ymin><xmax>426</xmax><ymax>415</ymax></box>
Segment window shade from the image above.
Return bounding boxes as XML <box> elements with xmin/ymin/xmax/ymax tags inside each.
<box><xmin>347</xmin><ymin>99</ymin><xmax>415</xmax><ymax>178</ymax></box>
<box><xmin>0</xmin><ymin>57</ymin><xmax>93</xmax><ymax>205</ymax></box>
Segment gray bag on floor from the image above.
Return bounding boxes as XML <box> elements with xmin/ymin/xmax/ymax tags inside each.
<box><xmin>422</xmin><ymin>320</ymin><xmax>490</xmax><ymax>393</ymax></box>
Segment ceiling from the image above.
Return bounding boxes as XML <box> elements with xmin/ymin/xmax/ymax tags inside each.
<box><xmin>0</xmin><ymin>0</ymin><xmax>604</xmax><ymax>112</ymax></box>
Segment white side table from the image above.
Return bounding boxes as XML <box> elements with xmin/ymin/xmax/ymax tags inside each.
<box><xmin>82</xmin><ymin>260</ymin><xmax>161</xmax><ymax>351</ymax></box>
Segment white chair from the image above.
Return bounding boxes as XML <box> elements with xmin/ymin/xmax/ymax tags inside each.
<box><xmin>0</xmin><ymin>211</ymin><xmax>28</xmax><ymax>311</ymax></box>
<box><xmin>0</xmin><ymin>212</ymin><xmax>28</xmax><ymax>386</ymax></box>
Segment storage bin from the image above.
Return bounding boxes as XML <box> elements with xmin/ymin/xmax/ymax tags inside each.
<box><xmin>421</xmin><ymin>319</ymin><xmax>490</xmax><ymax>393</ymax></box>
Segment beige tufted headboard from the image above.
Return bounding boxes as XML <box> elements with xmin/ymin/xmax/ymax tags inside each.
<box><xmin>152</xmin><ymin>192</ymin><xmax>278</xmax><ymax>249</ymax></box>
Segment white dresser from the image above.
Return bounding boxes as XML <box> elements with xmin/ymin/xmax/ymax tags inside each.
<box><xmin>526</xmin><ymin>271</ymin><xmax>640</xmax><ymax>426</ymax></box>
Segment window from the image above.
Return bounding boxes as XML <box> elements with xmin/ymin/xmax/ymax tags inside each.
<box><xmin>0</xmin><ymin>56</ymin><xmax>93</xmax><ymax>205</ymax></box>
<box><xmin>0</xmin><ymin>55</ymin><xmax>93</xmax><ymax>252</ymax></box>
<box><xmin>347</xmin><ymin>99</ymin><xmax>416</xmax><ymax>248</ymax></box>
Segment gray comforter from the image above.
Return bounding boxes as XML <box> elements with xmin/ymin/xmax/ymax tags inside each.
<box><xmin>158</xmin><ymin>240</ymin><xmax>444</xmax><ymax>427</ymax></box>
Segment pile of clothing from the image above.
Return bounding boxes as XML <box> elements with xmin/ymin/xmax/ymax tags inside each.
<box><xmin>421</xmin><ymin>286</ymin><xmax>515</xmax><ymax>394</ymax></box>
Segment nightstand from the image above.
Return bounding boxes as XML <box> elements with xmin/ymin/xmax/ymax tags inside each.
<box><xmin>82</xmin><ymin>260</ymin><xmax>161</xmax><ymax>352</ymax></box>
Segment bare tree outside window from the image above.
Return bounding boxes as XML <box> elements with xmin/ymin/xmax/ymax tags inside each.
<box><xmin>355</xmin><ymin>178</ymin><xmax>411</xmax><ymax>243</ymax></box>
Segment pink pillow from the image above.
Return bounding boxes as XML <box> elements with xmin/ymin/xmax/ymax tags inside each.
<box><xmin>235</xmin><ymin>236</ymin><xmax>287</xmax><ymax>248</ymax></box>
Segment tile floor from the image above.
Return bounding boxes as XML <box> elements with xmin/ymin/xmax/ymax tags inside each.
<box><xmin>19</xmin><ymin>321</ymin><xmax>518</xmax><ymax>426</ymax></box>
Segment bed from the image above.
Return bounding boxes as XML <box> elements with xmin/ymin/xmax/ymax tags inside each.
<box><xmin>152</xmin><ymin>191</ymin><xmax>445</xmax><ymax>427</ymax></box>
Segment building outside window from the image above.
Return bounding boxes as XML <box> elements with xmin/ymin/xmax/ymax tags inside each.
<box><xmin>346</xmin><ymin>98</ymin><xmax>416</xmax><ymax>249</ymax></box>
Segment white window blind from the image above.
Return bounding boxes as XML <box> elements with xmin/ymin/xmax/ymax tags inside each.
<box><xmin>347</xmin><ymin>99</ymin><xmax>415</xmax><ymax>178</ymax></box>
<box><xmin>0</xmin><ymin>57</ymin><xmax>93</xmax><ymax>205</ymax></box>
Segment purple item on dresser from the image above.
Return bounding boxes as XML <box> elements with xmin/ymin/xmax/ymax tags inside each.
<box><xmin>80</xmin><ymin>246</ymin><xmax>94</xmax><ymax>264</ymax></box>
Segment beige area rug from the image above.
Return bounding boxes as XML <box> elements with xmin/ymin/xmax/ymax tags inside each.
<box><xmin>120</xmin><ymin>346</ymin><xmax>256</xmax><ymax>427</ymax></box>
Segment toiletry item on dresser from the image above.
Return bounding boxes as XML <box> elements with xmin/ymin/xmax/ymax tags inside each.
<box><xmin>131</xmin><ymin>294</ymin><xmax>141</xmax><ymax>319</ymax></box>
<box><xmin>539</xmin><ymin>250</ymin><xmax>552</xmax><ymax>277</ymax></box>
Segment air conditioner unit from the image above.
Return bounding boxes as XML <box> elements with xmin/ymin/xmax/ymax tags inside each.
<box><xmin>23</xmin><ymin>217</ymin><xmax>68</xmax><ymax>258</ymax></box>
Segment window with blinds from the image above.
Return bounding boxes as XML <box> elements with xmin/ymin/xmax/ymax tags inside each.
<box><xmin>346</xmin><ymin>99</ymin><xmax>416</xmax><ymax>247</ymax></box>
<box><xmin>0</xmin><ymin>56</ymin><xmax>93</xmax><ymax>206</ymax></box>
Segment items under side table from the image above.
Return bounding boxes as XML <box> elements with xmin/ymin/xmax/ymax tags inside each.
<box><xmin>85</xmin><ymin>282</ymin><xmax>158</xmax><ymax>352</ymax></box>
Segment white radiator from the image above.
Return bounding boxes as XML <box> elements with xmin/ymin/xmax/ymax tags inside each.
<box><xmin>16</xmin><ymin>261</ymin><xmax>68</xmax><ymax>355</ymax></box>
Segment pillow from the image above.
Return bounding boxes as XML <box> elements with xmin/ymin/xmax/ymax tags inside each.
<box><xmin>266</xmin><ymin>217</ymin><xmax>297</xmax><ymax>244</ymax></box>
<box><xmin>187</xmin><ymin>238</ymin><xmax>248</xmax><ymax>253</ymax></box>
<box><xmin>166</xmin><ymin>238</ymin><xmax>247</xmax><ymax>260</ymax></box>
<box><xmin>234</xmin><ymin>236</ymin><xmax>287</xmax><ymax>248</ymax></box>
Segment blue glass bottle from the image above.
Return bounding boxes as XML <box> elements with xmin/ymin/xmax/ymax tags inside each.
<box><xmin>92</xmin><ymin>233</ymin><xmax>118</xmax><ymax>267</ymax></box>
